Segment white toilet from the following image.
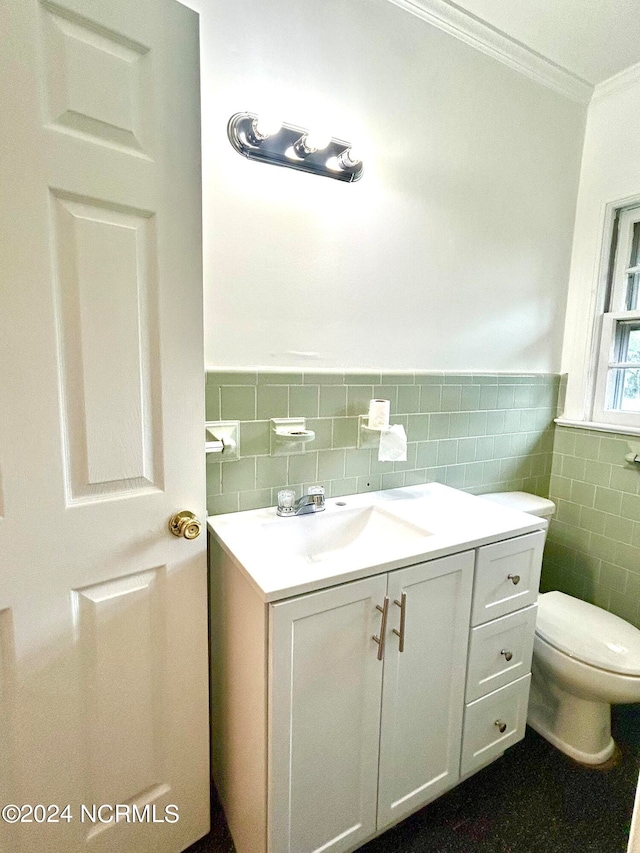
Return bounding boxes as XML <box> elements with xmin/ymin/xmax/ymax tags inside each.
<box><xmin>482</xmin><ymin>490</ymin><xmax>640</xmax><ymax>765</ymax></box>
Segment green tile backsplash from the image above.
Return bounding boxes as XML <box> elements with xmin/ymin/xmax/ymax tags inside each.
<box><xmin>545</xmin><ymin>426</ymin><xmax>640</xmax><ymax>628</ymax></box>
<box><xmin>206</xmin><ymin>370</ymin><xmax>560</xmax><ymax>518</ymax></box>
<box><xmin>205</xmin><ymin>367</ymin><xmax>640</xmax><ymax>627</ymax></box>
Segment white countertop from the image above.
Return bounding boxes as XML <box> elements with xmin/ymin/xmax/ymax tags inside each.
<box><xmin>207</xmin><ymin>483</ymin><xmax>547</xmax><ymax>603</ymax></box>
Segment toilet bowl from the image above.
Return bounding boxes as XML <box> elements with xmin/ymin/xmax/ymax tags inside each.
<box><xmin>481</xmin><ymin>490</ymin><xmax>640</xmax><ymax>765</ymax></box>
<box><xmin>528</xmin><ymin>591</ymin><xmax>640</xmax><ymax>763</ymax></box>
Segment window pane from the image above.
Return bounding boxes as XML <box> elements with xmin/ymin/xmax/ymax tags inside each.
<box><xmin>624</xmin><ymin>223</ymin><xmax>640</xmax><ymax>309</ymax></box>
<box><xmin>610</xmin><ymin>323</ymin><xmax>640</xmax><ymax>411</ymax></box>
<box><xmin>614</xmin><ymin>322</ymin><xmax>640</xmax><ymax>364</ymax></box>
<box><xmin>631</xmin><ymin>327</ymin><xmax>640</xmax><ymax>362</ymax></box>
<box><xmin>610</xmin><ymin>368</ymin><xmax>640</xmax><ymax>412</ymax></box>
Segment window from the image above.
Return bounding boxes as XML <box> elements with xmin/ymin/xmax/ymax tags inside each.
<box><xmin>593</xmin><ymin>205</ymin><xmax>640</xmax><ymax>428</ymax></box>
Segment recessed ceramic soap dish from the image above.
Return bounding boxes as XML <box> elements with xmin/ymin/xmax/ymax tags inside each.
<box><xmin>270</xmin><ymin>418</ymin><xmax>316</xmax><ymax>455</ymax></box>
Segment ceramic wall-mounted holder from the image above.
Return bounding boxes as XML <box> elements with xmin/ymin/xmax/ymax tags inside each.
<box><xmin>270</xmin><ymin>418</ymin><xmax>316</xmax><ymax>455</ymax></box>
<box><xmin>625</xmin><ymin>442</ymin><xmax>640</xmax><ymax>466</ymax></box>
<box><xmin>358</xmin><ymin>414</ymin><xmax>384</xmax><ymax>449</ymax></box>
<box><xmin>206</xmin><ymin>421</ymin><xmax>240</xmax><ymax>461</ymax></box>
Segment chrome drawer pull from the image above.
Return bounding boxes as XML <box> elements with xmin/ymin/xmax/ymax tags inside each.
<box><xmin>501</xmin><ymin>649</ymin><xmax>513</xmax><ymax>662</ymax></box>
<box><xmin>495</xmin><ymin>719</ymin><xmax>507</xmax><ymax>734</ymax></box>
<box><xmin>507</xmin><ymin>574</ymin><xmax>520</xmax><ymax>585</ymax></box>
<box><xmin>372</xmin><ymin>597</ymin><xmax>390</xmax><ymax>661</ymax></box>
<box><xmin>392</xmin><ymin>592</ymin><xmax>407</xmax><ymax>653</ymax></box>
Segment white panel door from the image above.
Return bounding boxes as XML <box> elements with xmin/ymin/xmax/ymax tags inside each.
<box><xmin>0</xmin><ymin>2</ymin><xmax>208</xmax><ymax>852</ymax></box>
<box><xmin>269</xmin><ymin>575</ymin><xmax>387</xmax><ymax>853</ymax></box>
<box><xmin>377</xmin><ymin>552</ymin><xmax>474</xmax><ymax>831</ymax></box>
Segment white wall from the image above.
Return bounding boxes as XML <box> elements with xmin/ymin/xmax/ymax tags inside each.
<box><xmin>561</xmin><ymin>71</ymin><xmax>640</xmax><ymax>420</ymax></box>
<box><xmin>187</xmin><ymin>0</ymin><xmax>585</xmax><ymax>372</ymax></box>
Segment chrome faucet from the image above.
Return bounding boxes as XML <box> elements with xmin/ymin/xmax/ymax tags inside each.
<box><xmin>277</xmin><ymin>486</ymin><xmax>325</xmax><ymax>517</ymax></box>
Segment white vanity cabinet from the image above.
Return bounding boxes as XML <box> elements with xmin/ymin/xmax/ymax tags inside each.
<box><xmin>208</xmin><ymin>485</ymin><xmax>547</xmax><ymax>853</ymax></box>
<box><xmin>269</xmin><ymin>551</ymin><xmax>474</xmax><ymax>853</ymax></box>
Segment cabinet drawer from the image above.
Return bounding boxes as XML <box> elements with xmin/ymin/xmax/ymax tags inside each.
<box><xmin>461</xmin><ymin>674</ymin><xmax>531</xmax><ymax>777</ymax></box>
<box><xmin>471</xmin><ymin>532</ymin><xmax>545</xmax><ymax>626</ymax></box>
<box><xmin>466</xmin><ymin>605</ymin><xmax>536</xmax><ymax>702</ymax></box>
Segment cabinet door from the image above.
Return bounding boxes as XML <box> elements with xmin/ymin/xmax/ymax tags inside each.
<box><xmin>269</xmin><ymin>574</ymin><xmax>387</xmax><ymax>853</ymax></box>
<box><xmin>377</xmin><ymin>551</ymin><xmax>474</xmax><ymax>831</ymax></box>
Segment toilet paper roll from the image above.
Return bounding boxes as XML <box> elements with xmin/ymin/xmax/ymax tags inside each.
<box><xmin>368</xmin><ymin>399</ymin><xmax>391</xmax><ymax>430</ymax></box>
<box><xmin>378</xmin><ymin>424</ymin><xmax>407</xmax><ymax>462</ymax></box>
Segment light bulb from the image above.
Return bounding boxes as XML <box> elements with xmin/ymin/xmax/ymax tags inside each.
<box><xmin>337</xmin><ymin>146</ymin><xmax>361</xmax><ymax>169</ymax></box>
<box><xmin>293</xmin><ymin>129</ymin><xmax>333</xmax><ymax>158</ymax></box>
<box><xmin>304</xmin><ymin>130</ymin><xmax>332</xmax><ymax>151</ymax></box>
<box><xmin>251</xmin><ymin>114</ymin><xmax>282</xmax><ymax>141</ymax></box>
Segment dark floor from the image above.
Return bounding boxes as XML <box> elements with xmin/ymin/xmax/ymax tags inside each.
<box><xmin>188</xmin><ymin>704</ymin><xmax>640</xmax><ymax>853</ymax></box>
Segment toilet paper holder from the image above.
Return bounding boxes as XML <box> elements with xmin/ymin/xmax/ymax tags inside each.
<box><xmin>358</xmin><ymin>414</ymin><xmax>408</xmax><ymax>462</ymax></box>
<box><xmin>206</xmin><ymin>421</ymin><xmax>240</xmax><ymax>461</ymax></box>
<box><xmin>625</xmin><ymin>442</ymin><xmax>640</xmax><ymax>465</ymax></box>
<box><xmin>358</xmin><ymin>415</ymin><xmax>386</xmax><ymax>448</ymax></box>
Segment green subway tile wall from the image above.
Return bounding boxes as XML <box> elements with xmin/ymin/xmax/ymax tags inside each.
<box><xmin>206</xmin><ymin>370</ymin><xmax>560</xmax><ymax>517</ymax></box>
<box><xmin>545</xmin><ymin>426</ymin><xmax>640</xmax><ymax>628</ymax></box>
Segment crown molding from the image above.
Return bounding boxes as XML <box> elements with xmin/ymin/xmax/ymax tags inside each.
<box><xmin>386</xmin><ymin>0</ymin><xmax>593</xmax><ymax>104</ymax></box>
<box><xmin>591</xmin><ymin>60</ymin><xmax>640</xmax><ymax>106</ymax></box>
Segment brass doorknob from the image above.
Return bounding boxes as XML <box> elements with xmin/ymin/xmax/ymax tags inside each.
<box><xmin>169</xmin><ymin>511</ymin><xmax>202</xmax><ymax>540</ymax></box>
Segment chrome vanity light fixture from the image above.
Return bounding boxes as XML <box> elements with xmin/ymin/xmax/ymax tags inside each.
<box><xmin>227</xmin><ymin>112</ymin><xmax>363</xmax><ymax>182</ymax></box>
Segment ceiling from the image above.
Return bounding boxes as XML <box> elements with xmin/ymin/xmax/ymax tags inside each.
<box><xmin>448</xmin><ymin>0</ymin><xmax>640</xmax><ymax>86</ymax></box>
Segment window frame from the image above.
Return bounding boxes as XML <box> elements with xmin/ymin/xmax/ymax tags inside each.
<box><xmin>592</xmin><ymin>204</ymin><xmax>640</xmax><ymax>429</ymax></box>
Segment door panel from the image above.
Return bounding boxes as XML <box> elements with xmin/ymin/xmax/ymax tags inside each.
<box><xmin>0</xmin><ymin>1</ymin><xmax>208</xmax><ymax>851</ymax></box>
<box><xmin>40</xmin><ymin>0</ymin><xmax>154</xmax><ymax>156</ymax></box>
<box><xmin>51</xmin><ymin>191</ymin><xmax>162</xmax><ymax>499</ymax></box>
<box><xmin>75</xmin><ymin>568</ymin><xmax>167</xmax><ymax>806</ymax></box>
<box><xmin>377</xmin><ymin>552</ymin><xmax>474</xmax><ymax>831</ymax></box>
<box><xmin>269</xmin><ymin>576</ymin><xmax>387</xmax><ymax>853</ymax></box>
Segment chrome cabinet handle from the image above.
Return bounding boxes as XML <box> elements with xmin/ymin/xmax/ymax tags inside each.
<box><xmin>392</xmin><ymin>592</ymin><xmax>407</xmax><ymax>653</ymax></box>
<box><xmin>495</xmin><ymin>720</ymin><xmax>507</xmax><ymax>734</ymax></box>
<box><xmin>507</xmin><ymin>574</ymin><xmax>521</xmax><ymax>585</ymax></box>
<box><xmin>372</xmin><ymin>597</ymin><xmax>390</xmax><ymax>661</ymax></box>
<box><xmin>501</xmin><ymin>649</ymin><xmax>513</xmax><ymax>662</ymax></box>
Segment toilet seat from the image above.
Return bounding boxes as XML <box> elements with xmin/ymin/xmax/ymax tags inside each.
<box><xmin>536</xmin><ymin>591</ymin><xmax>640</xmax><ymax>676</ymax></box>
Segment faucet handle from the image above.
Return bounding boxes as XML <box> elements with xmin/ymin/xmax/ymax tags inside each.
<box><xmin>277</xmin><ymin>489</ymin><xmax>296</xmax><ymax>516</ymax></box>
<box><xmin>306</xmin><ymin>485</ymin><xmax>325</xmax><ymax>509</ymax></box>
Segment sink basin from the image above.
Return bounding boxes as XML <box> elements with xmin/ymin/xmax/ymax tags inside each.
<box><xmin>209</xmin><ymin>483</ymin><xmax>550</xmax><ymax>601</ymax></box>
<box><xmin>260</xmin><ymin>504</ymin><xmax>432</xmax><ymax>564</ymax></box>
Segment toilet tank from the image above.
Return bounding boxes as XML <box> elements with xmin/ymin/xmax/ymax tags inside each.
<box><xmin>480</xmin><ymin>491</ymin><xmax>556</xmax><ymax>520</ymax></box>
